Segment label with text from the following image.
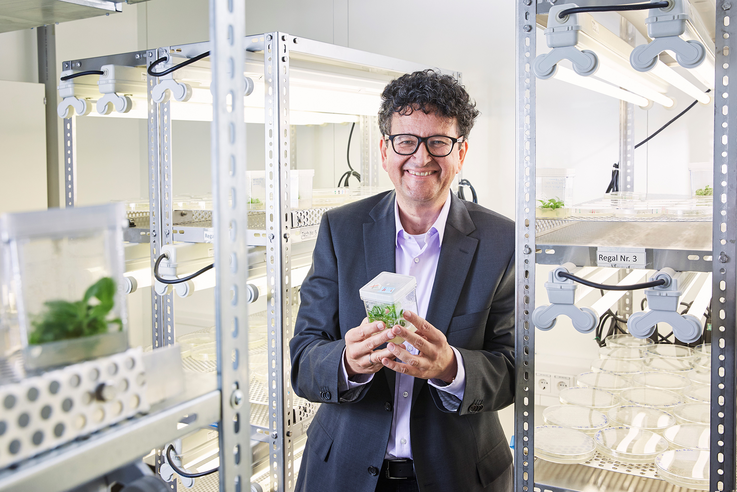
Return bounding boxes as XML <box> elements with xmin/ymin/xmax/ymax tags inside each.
<box><xmin>596</xmin><ymin>248</ymin><xmax>646</xmax><ymax>268</ymax></box>
<box><xmin>203</xmin><ymin>230</ymin><xmax>214</xmax><ymax>243</ymax></box>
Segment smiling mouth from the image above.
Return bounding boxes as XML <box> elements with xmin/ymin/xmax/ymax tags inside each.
<box><xmin>406</xmin><ymin>170</ymin><xmax>436</xmax><ymax>177</ymax></box>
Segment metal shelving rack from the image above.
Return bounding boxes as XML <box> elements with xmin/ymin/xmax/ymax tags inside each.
<box><xmin>514</xmin><ymin>1</ymin><xmax>736</xmax><ymax>492</ymax></box>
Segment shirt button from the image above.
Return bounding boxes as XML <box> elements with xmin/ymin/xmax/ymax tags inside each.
<box><xmin>414</xmin><ymin>257</ymin><xmax>420</xmax><ymax>263</ymax></box>
<box><xmin>385</xmin><ymin>402</ymin><xmax>393</xmax><ymax>411</ymax></box>
<box><xmin>403</xmin><ymin>391</ymin><xmax>409</xmax><ymax>398</ymax></box>
<box><xmin>400</xmin><ymin>438</ymin><xmax>407</xmax><ymax>445</ymax></box>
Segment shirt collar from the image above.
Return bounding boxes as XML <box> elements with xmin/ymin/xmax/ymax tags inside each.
<box><xmin>394</xmin><ymin>191</ymin><xmax>452</xmax><ymax>247</ymax></box>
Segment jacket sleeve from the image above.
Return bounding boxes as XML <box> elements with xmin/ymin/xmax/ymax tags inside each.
<box><xmin>289</xmin><ymin>212</ymin><xmax>372</xmax><ymax>405</ymax></box>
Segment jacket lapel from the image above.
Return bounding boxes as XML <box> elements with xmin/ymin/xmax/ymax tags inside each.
<box><xmin>413</xmin><ymin>195</ymin><xmax>478</xmax><ymax>402</ymax></box>
<box><xmin>362</xmin><ymin>192</ymin><xmax>398</xmax><ymax>394</ymax></box>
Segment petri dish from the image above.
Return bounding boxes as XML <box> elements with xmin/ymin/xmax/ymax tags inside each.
<box><xmin>694</xmin><ymin>343</ymin><xmax>711</xmax><ymax>357</ymax></box>
<box><xmin>534</xmin><ymin>426</ymin><xmax>596</xmax><ymax>464</ymax></box>
<box><xmin>673</xmin><ymin>403</ymin><xmax>710</xmax><ymax>425</ymax></box>
<box><xmin>595</xmin><ymin>426</ymin><xmax>669</xmax><ymax>463</ymax></box>
<box><xmin>543</xmin><ymin>405</ymin><xmax>609</xmax><ymax>434</ymax></box>
<box><xmin>605</xmin><ymin>334</ymin><xmax>653</xmax><ymax>349</ymax></box>
<box><xmin>655</xmin><ymin>449</ymin><xmax>709</xmax><ymax>491</ymax></box>
<box><xmin>632</xmin><ymin>371</ymin><xmax>690</xmax><ymax>391</ymax></box>
<box><xmin>559</xmin><ymin>387</ymin><xmax>620</xmax><ymax>409</ymax></box>
<box><xmin>591</xmin><ymin>359</ymin><xmax>643</xmax><ymax>375</ymax></box>
<box><xmin>178</xmin><ymin>332</ymin><xmax>214</xmax><ymax>347</ymax></box>
<box><xmin>646</xmin><ymin>345</ymin><xmax>694</xmax><ymax>359</ymax></box>
<box><xmin>683</xmin><ymin>385</ymin><xmax>710</xmax><ymax>403</ymax></box>
<box><xmin>663</xmin><ymin>424</ymin><xmax>710</xmax><ymax>449</ymax></box>
<box><xmin>686</xmin><ymin>369</ymin><xmax>711</xmax><ymax>386</ymax></box>
<box><xmin>599</xmin><ymin>346</ymin><xmax>648</xmax><ymax>361</ymax></box>
<box><xmin>608</xmin><ymin>405</ymin><xmax>676</xmax><ymax>433</ymax></box>
<box><xmin>641</xmin><ymin>357</ymin><xmax>694</xmax><ymax>372</ymax></box>
<box><xmin>576</xmin><ymin>372</ymin><xmax>633</xmax><ymax>392</ymax></box>
<box><xmin>191</xmin><ymin>342</ymin><xmax>217</xmax><ymax>362</ymax></box>
<box><xmin>619</xmin><ymin>387</ymin><xmax>683</xmax><ymax>408</ymax></box>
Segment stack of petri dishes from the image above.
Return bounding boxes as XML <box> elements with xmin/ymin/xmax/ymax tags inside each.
<box><xmin>608</xmin><ymin>405</ymin><xmax>676</xmax><ymax>435</ymax></box>
<box><xmin>575</xmin><ymin>371</ymin><xmax>633</xmax><ymax>394</ymax></box>
<box><xmin>543</xmin><ymin>405</ymin><xmax>609</xmax><ymax>435</ymax></box>
<box><xmin>534</xmin><ymin>426</ymin><xmax>596</xmax><ymax>464</ymax></box>
<box><xmin>663</xmin><ymin>423</ymin><xmax>710</xmax><ymax>450</ymax></box>
<box><xmin>559</xmin><ymin>387</ymin><xmax>620</xmax><ymax>410</ymax></box>
<box><xmin>605</xmin><ymin>334</ymin><xmax>654</xmax><ymax>349</ymax></box>
<box><xmin>619</xmin><ymin>387</ymin><xmax>683</xmax><ymax>409</ymax></box>
<box><xmin>591</xmin><ymin>358</ymin><xmax>643</xmax><ymax>376</ymax></box>
<box><xmin>595</xmin><ymin>426</ymin><xmax>669</xmax><ymax>464</ymax></box>
<box><xmin>683</xmin><ymin>385</ymin><xmax>711</xmax><ymax>404</ymax></box>
<box><xmin>632</xmin><ymin>371</ymin><xmax>690</xmax><ymax>392</ymax></box>
<box><xmin>642</xmin><ymin>345</ymin><xmax>695</xmax><ymax>373</ymax></box>
<box><xmin>655</xmin><ymin>449</ymin><xmax>710</xmax><ymax>490</ymax></box>
<box><xmin>674</xmin><ymin>403</ymin><xmax>710</xmax><ymax>425</ymax></box>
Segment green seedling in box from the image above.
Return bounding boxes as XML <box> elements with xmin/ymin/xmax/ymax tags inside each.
<box><xmin>695</xmin><ymin>185</ymin><xmax>713</xmax><ymax>196</ymax></box>
<box><xmin>538</xmin><ymin>197</ymin><xmax>565</xmax><ymax>209</ymax></box>
<box><xmin>29</xmin><ymin>276</ymin><xmax>122</xmax><ymax>345</ymax></box>
<box><xmin>367</xmin><ymin>303</ymin><xmax>415</xmax><ymax>344</ymax></box>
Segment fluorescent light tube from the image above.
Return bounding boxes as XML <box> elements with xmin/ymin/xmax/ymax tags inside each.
<box><xmin>553</xmin><ymin>67</ymin><xmax>652</xmax><ymax>107</ymax></box>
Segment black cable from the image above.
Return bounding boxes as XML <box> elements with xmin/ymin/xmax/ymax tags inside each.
<box><xmin>605</xmin><ymin>163</ymin><xmax>619</xmax><ymax>193</ymax></box>
<box><xmin>558</xmin><ymin>271</ymin><xmax>666</xmax><ymax>291</ymax></box>
<box><xmin>153</xmin><ymin>253</ymin><xmax>214</xmax><ymax>285</ymax></box>
<box><xmin>60</xmin><ymin>70</ymin><xmax>105</xmax><ymax>82</ymax></box>
<box><xmin>166</xmin><ymin>445</ymin><xmax>218</xmax><ymax>479</ymax></box>
<box><xmin>635</xmin><ymin>89</ymin><xmax>711</xmax><ymax>149</ymax></box>
<box><xmin>458</xmin><ymin>178</ymin><xmax>478</xmax><ymax>203</ymax></box>
<box><xmin>148</xmin><ymin>51</ymin><xmax>210</xmax><ymax>77</ymax></box>
<box><xmin>559</xmin><ymin>1</ymin><xmax>669</xmax><ymax>19</ymax></box>
<box><xmin>338</xmin><ymin>123</ymin><xmax>361</xmax><ymax>187</ymax></box>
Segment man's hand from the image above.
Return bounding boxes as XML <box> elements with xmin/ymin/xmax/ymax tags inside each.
<box><xmin>380</xmin><ymin>311</ymin><xmax>458</xmax><ymax>383</ymax></box>
<box><xmin>344</xmin><ymin>318</ymin><xmax>398</xmax><ymax>377</ymax></box>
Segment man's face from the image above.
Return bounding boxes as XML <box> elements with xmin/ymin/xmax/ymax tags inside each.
<box><xmin>380</xmin><ymin>110</ymin><xmax>468</xmax><ymax>211</ymax></box>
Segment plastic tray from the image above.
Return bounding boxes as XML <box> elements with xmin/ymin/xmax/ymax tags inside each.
<box><xmin>655</xmin><ymin>449</ymin><xmax>709</xmax><ymax>490</ymax></box>
<box><xmin>595</xmin><ymin>426</ymin><xmax>669</xmax><ymax>464</ymax></box>
<box><xmin>631</xmin><ymin>371</ymin><xmax>690</xmax><ymax>391</ymax></box>
<box><xmin>534</xmin><ymin>426</ymin><xmax>596</xmax><ymax>464</ymax></box>
<box><xmin>619</xmin><ymin>387</ymin><xmax>683</xmax><ymax>408</ymax></box>
<box><xmin>683</xmin><ymin>385</ymin><xmax>711</xmax><ymax>403</ymax></box>
<box><xmin>607</xmin><ymin>405</ymin><xmax>676</xmax><ymax>433</ymax></box>
<box><xmin>663</xmin><ymin>424</ymin><xmax>710</xmax><ymax>449</ymax></box>
<box><xmin>543</xmin><ymin>405</ymin><xmax>609</xmax><ymax>434</ymax></box>
<box><xmin>591</xmin><ymin>359</ymin><xmax>643</xmax><ymax>375</ymax></box>
<box><xmin>575</xmin><ymin>371</ymin><xmax>633</xmax><ymax>392</ymax></box>
<box><xmin>559</xmin><ymin>387</ymin><xmax>620</xmax><ymax>409</ymax></box>
<box><xmin>604</xmin><ymin>334</ymin><xmax>654</xmax><ymax>349</ymax></box>
<box><xmin>673</xmin><ymin>403</ymin><xmax>710</xmax><ymax>425</ymax></box>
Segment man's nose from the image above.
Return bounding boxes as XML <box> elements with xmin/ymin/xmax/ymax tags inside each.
<box><xmin>411</xmin><ymin>141</ymin><xmax>433</xmax><ymax>164</ymax></box>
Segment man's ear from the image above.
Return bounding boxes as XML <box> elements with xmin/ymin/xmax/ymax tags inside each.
<box><xmin>380</xmin><ymin>137</ymin><xmax>388</xmax><ymax>171</ymax></box>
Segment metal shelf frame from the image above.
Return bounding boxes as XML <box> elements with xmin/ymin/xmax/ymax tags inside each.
<box><xmin>515</xmin><ymin>2</ymin><xmax>737</xmax><ymax>492</ymax></box>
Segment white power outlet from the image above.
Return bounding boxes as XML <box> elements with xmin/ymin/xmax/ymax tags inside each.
<box><xmin>552</xmin><ymin>374</ymin><xmax>573</xmax><ymax>395</ymax></box>
<box><xmin>536</xmin><ymin>373</ymin><xmax>552</xmax><ymax>395</ymax></box>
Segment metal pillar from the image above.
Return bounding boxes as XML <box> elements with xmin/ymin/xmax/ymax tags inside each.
<box><xmin>360</xmin><ymin>115</ymin><xmax>380</xmax><ymax>188</ymax></box>
<box><xmin>264</xmin><ymin>32</ymin><xmax>295</xmax><ymax>492</ymax></box>
<box><xmin>514</xmin><ymin>2</ymin><xmax>537</xmax><ymax>492</ymax></box>
<box><xmin>210</xmin><ymin>1</ymin><xmax>251</xmax><ymax>490</ymax></box>
<box><xmin>618</xmin><ymin>19</ymin><xmax>636</xmax><ymax>194</ymax></box>
<box><xmin>37</xmin><ymin>25</ymin><xmax>60</xmax><ymax>209</ymax></box>
<box><xmin>712</xmin><ymin>2</ymin><xmax>737</xmax><ymax>491</ymax></box>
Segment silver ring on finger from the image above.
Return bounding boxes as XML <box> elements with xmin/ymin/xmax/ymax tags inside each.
<box><xmin>368</xmin><ymin>353</ymin><xmax>374</xmax><ymax>366</ymax></box>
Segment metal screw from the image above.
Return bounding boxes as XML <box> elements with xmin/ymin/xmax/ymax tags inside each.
<box><xmin>73</xmin><ymin>62</ymin><xmax>81</xmax><ymax>68</ymax></box>
<box><xmin>524</xmin><ymin>0</ymin><xmax>532</xmax><ymax>4</ymax></box>
<box><xmin>549</xmin><ymin>0</ymin><xmax>557</xmax><ymax>3</ymax></box>
<box><xmin>148</xmin><ymin>51</ymin><xmax>154</xmax><ymax>57</ymax></box>
<box><xmin>523</xmin><ymin>245</ymin><xmax>532</xmax><ymax>255</ymax></box>
<box><xmin>523</xmin><ymin>25</ymin><xmax>533</xmax><ymax>32</ymax></box>
<box><xmin>269</xmin><ymin>233</ymin><xmax>275</xmax><ymax>241</ymax></box>
<box><xmin>271</xmin><ymin>431</ymin><xmax>278</xmax><ymax>439</ymax></box>
<box><xmin>723</xmin><ymin>2</ymin><xmax>732</xmax><ymax>10</ymax></box>
<box><xmin>135</xmin><ymin>54</ymin><xmax>140</xmax><ymax>60</ymax></box>
<box><xmin>286</xmin><ymin>430</ymin><xmax>292</xmax><ymax>437</ymax></box>
<box><xmin>151</xmin><ymin>230</ymin><xmax>157</xmax><ymax>237</ymax></box>
<box><xmin>719</xmin><ymin>252</ymin><xmax>729</xmax><ymax>263</ymax></box>
<box><xmin>230</xmin><ymin>389</ymin><xmax>244</xmax><ymax>409</ymax></box>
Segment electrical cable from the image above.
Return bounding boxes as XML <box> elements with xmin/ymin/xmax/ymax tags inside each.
<box><xmin>166</xmin><ymin>445</ymin><xmax>218</xmax><ymax>479</ymax></box>
<box><xmin>60</xmin><ymin>70</ymin><xmax>105</xmax><ymax>82</ymax></box>
<box><xmin>605</xmin><ymin>163</ymin><xmax>619</xmax><ymax>193</ymax></box>
<box><xmin>148</xmin><ymin>51</ymin><xmax>210</xmax><ymax>77</ymax></box>
<box><xmin>457</xmin><ymin>178</ymin><xmax>478</xmax><ymax>203</ymax></box>
<box><xmin>154</xmin><ymin>253</ymin><xmax>214</xmax><ymax>285</ymax></box>
<box><xmin>559</xmin><ymin>1</ymin><xmax>669</xmax><ymax>19</ymax></box>
<box><xmin>635</xmin><ymin>89</ymin><xmax>711</xmax><ymax>149</ymax></box>
<box><xmin>557</xmin><ymin>271</ymin><xmax>666</xmax><ymax>291</ymax></box>
<box><xmin>338</xmin><ymin>123</ymin><xmax>361</xmax><ymax>187</ymax></box>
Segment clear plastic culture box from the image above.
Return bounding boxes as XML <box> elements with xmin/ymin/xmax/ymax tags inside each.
<box><xmin>0</xmin><ymin>203</ymin><xmax>128</xmax><ymax>373</ymax></box>
<box><xmin>359</xmin><ymin>272</ymin><xmax>418</xmax><ymax>344</ymax></box>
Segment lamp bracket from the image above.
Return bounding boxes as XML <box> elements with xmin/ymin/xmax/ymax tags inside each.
<box><xmin>531</xmin><ymin>264</ymin><xmax>598</xmax><ymax>333</ymax></box>
<box><xmin>534</xmin><ymin>4</ymin><xmax>599</xmax><ymax>79</ymax></box>
<box><xmin>97</xmin><ymin>93</ymin><xmax>133</xmax><ymax>115</ymax></box>
<box><xmin>630</xmin><ymin>0</ymin><xmax>706</xmax><ymax>71</ymax></box>
<box><xmin>150</xmin><ymin>56</ymin><xmax>193</xmax><ymax>104</ymax></box>
<box><xmin>57</xmin><ymin>96</ymin><xmax>92</xmax><ymax>118</ymax></box>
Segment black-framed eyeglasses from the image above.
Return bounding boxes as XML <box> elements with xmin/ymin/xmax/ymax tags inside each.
<box><xmin>384</xmin><ymin>134</ymin><xmax>465</xmax><ymax>158</ymax></box>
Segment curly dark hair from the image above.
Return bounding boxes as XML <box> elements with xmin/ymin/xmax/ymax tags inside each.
<box><xmin>378</xmin><ymin>69</ymin><xmax>480</xmax><ymax>139</ymax></box>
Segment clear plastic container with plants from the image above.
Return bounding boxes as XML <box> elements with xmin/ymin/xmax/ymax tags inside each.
<box><xmin>359</xmin><ymin>272</ymin><xmax>418</xmax><ymax>344</ymax></box>
<box><xmin>536</xmin><ymin>197</ymin><xmax>569</xmax><ymax>219</ymax></box>
<box><xmin>0</xmin><ymin>204</ymin><xmax>128</xmax><ymax>374</ymax></box>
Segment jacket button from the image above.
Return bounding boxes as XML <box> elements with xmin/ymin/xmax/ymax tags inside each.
<box><xmin>322</xmin><ymin>391</ymin><xmax>331</xmax><ymax>401</ymax></box>
<box><xmin>368</xmin><ymin>466</ymin><xmax>379</xmax><ymax>476</ymax></box>
<box><xmin>385</xmin><ymin>402</ymin><xmax>392</xmax><ymax>411</ymax></box>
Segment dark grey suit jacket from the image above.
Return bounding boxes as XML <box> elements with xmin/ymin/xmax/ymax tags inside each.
<box><xmin>289</xmin><ymin>190</ymin><xmax>515</xmax><ymax>492</ymax></box>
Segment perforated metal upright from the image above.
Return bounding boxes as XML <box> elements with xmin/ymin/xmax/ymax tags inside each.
<box><xmin>514</xmin><ymin>1</ymin><xmax>737</xmax><ymax>492</ymax></box>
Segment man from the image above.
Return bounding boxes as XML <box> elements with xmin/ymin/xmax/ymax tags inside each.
<box><xmin>290</xmin><ymin>69</ymin><xmax>515</xmax><ymax>492</ymax></box>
